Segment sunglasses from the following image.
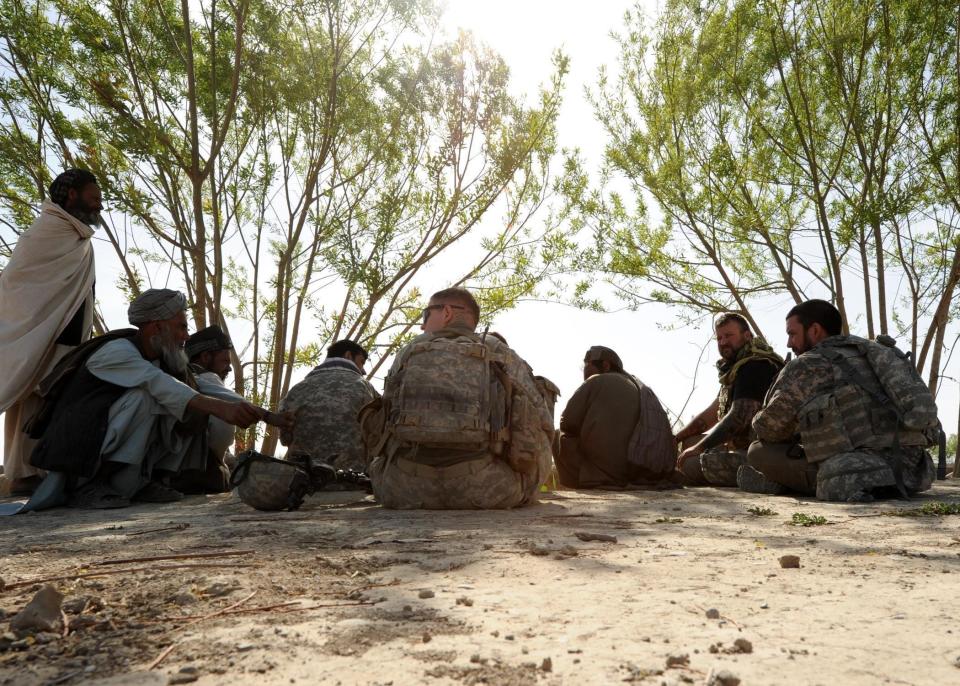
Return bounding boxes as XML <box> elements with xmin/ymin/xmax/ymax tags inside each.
<box><xmin>421</xmin><ymin>303</ymin><xmax>465</xmax><ymax>324</ymax></box>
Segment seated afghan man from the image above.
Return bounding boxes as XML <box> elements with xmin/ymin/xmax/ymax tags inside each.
<box><xmin>172</xmin><ymin>324</ymin><xmax>244</xmax><ymax>494</ymax></box>
<box><xmin>743</xmin><ymin>299</ymin><xmax>937</xmax><ymax>501</ymax></box>
<box><xmin>557</xmin><ymin>346</ymin><xmax>675</xmax><ymax>488</ymax></box>
<box><xmin>277</xmin><ymin>339</ymin><xmax>380</xmax><ymax>482</ymax></box>
<box><xmin>674</xmin><ymin>313</ymin><xmax>784</xmax><ymax>487</ymax></box>
<box><xmin>21</xmin><ymin>289</ymin><xmax>291</xmax><ymax>510</ymax></box>
<box><xmin>360</xmin><ymin>287</ymin><xmax>554</xmax><ymax>509</ymax></box>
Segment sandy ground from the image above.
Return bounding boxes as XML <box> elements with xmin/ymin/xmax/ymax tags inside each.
<box><xmin>1</xmin><ymin>482</ymin><xmax>960</xmax><ymax>686</ymax></box>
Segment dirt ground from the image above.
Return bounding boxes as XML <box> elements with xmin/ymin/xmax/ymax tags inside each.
<box><xmin>2</xmin><ymin>481</ymin><xmax>960</xmax><ymax>686</ymax></box>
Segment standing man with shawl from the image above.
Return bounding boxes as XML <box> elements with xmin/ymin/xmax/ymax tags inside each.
<box><xmin>0</xmin><ymin>169</ymin><xmax>102</xmax><ymax>495</ymax></box>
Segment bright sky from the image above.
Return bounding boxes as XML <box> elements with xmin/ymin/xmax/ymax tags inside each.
<box><xmin>435</xmin><ymin>0</ymin><xmax>959</xmax><ymax>434</ymax></box>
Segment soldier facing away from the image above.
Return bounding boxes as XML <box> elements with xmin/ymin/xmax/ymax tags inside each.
<box><xmin>278</xmin><ymin>339</ymin><xmax>379</xmax><ymax>476</ymax></box>
<box><xmin>360</xmin><ymin>287</ymin><xmax>554</xmax><ymax>509</ymax></box>
<box><xmin>743</xmin><ymin>299</ymin><xmax>938</xmax><ymax>501</ymax></box>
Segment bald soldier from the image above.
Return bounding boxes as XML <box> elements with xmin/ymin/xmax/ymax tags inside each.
<box><xmin>1</xmin><ymin>169</ymin><xmax>102</xmax><ymax>495</ymax></box>
<box><xmin>20</xmin><ymin>289</ymin><xmax>291</xmax><ymax>510</ymax></box>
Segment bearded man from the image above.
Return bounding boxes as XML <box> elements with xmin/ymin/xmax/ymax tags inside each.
<box><xmin>18</xmin><ymin>289</ymin><xmax>289</xmax><ymax>510</ymax></box>
<box><xmin>675</xmin><ymin>313</ymin><xmax>784</xmax><ymax>486</ymax></box>
<box><xmin>0</xmin><ymin>169</ymin><xmax>102</xmax><ymax>495</ymax></box>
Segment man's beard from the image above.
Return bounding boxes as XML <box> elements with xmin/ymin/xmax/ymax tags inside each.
<box><xmin>67</xmin><ymin>204</ymin><xmax>101</xmax><ymax>227</ymax></box>
<box><xmin>152</xmin><ymin>332</ymin><xmax>189</xmax><ymax>376</ymax></box>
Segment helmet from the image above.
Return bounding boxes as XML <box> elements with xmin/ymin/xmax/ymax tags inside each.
<box><xmin>229</xmin><ymin>451</ymin><xmax>311</xmax><ymax>511</ymax></box>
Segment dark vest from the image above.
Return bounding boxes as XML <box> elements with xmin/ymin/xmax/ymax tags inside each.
<box><xmin>27</xmin><ymin>330</ymin><xmax>138</xmax><ymax>477</ymax></box>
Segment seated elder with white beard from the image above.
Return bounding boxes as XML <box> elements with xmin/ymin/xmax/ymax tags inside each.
<box><xmin>22</xmin><ymin>289</ymin><xmax>287</xmax><ymax>510</ymax></box>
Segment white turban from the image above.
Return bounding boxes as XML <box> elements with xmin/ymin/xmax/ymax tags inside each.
<box><xmin>128</xmin><ymin>289</ymin><xmax>187</xmax><ymax>325</ymax></box>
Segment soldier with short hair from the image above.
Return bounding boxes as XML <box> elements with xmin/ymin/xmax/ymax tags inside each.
<box><xmin>361</xmin><ymin>287</ymin><xmax>554</xmax><ymax>509</ymax></box>
<box><xmin>743</xmin><ymin>299</ymin><xmax>938</xmax><ymax>501</ymax></box>
<box><xmin>278</xmin><ymin>338</ymin><xmax>379</xmax><ymax>477</ymax></box>
<box><xmin>675</xmin><ymin>312</ymin><xmax>783</xmax><ymax>486</ymax></box>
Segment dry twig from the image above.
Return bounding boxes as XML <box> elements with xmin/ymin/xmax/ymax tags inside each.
<box><xmin>2</xmin><ymin>563</ymin><xmax>253</xmax><ymax>592</ymax></box>
<box><xmin>94</xmin><ymin>549</ymin><xmax>253</xmax><ymax>566</ymax></box>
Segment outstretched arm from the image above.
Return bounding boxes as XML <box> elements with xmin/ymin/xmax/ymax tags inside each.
<box><xmin>674</xmin><ymin>397</ymin><xmax>721</xmax><ymax>444</ymax></box>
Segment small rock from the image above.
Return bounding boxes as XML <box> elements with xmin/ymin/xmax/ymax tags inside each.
<box><xmin>470</xmin><ymin>654</ymin><xmax>481</xmax><ymax>664</ymax></box>
<box><xmin>202</xmin><ymin>583</ymin><xmax>236</xmax><ymax>598</ymax></box>
<box><xmin>779</xmin><ymin>555</ymin><xmax>801</xmax><ymax>569</ymax></box>
<box><xmin>574</xmin><ymin>532</ymin><xmax>618</xmax><ymax>543</ymax></box>
<box><xmin>63</xmin><ymin>597</ymin><xmax>88</xmax><ymax>615</ymax></box>
<box><xmin>34</xmin><ymin>632</ymin><xmax>60</xmax><ymax>644</ymax></box>
<box><xmin>759</xmin><ymin>602</ymin><xmax>769</xmax><ymax>609</ymax></box>
<box><xmin>529</xmin><ymin>545</ymin><xmax>551</xmax><ymax>556</ymax></box>
<box><xmin>171</xmin><ymin>593</ymin><xmax>197</xmax><ymax>606</ymax></box>
<box><xmin>505</xmin><ymin>634</ymin><xmax>515</xmax><ymax>641</ymax></box>
<box><xmin>705</xmin><ymin>608</ymin><xmax>720</xmax><ymax>619</ymax></box>
<box><xmin>422</xmin><ymin>633</ymin><xmax>431</xmax><ymax>643</ymax></box>
<box><xmin>10</xmin><ymin>585</ymin><xmax>63</xmax><ymax>633</ymax></box>
<box><xmin>733</xmin><ymin>638</ymin><xmax>753</xmax><ymax>654</ymax></box>
<box><xmin>455</xmin><ymin>596</ymin><xmax>474</xmax><ymax>607</ymax></box>
<box><xmin>707</xmin><ymin>669</ymin><xmax>741</xmax><ymax>686</ymax></box>
<box><xmin>236</xmin><ymin>643</ymin><xmax>255</xmax><ymax>652</ymax></box>
<box><xmin>0</xmin><ymin>577</ymin><xmax>5</xmax><ymax>592</ymax></box>
<box><xmin>178</xmin><ymin>666</ymin><xmax>198</xmax><ymax>675</ymax></box>
<box><xmin>541</xmin><ymin>657</ymin><xmax>552</xmax><ymax>673</ymax></box>
<box><xmin>402</xmin><ymin>605</ymin><xmax>412</xmax><ymax>613</ymax></box>
<box><xmin>665</xmin><ymin>653</ymin><xmax>689</xmax><ymax>668</ymax></box>
<box><xmin>417</xmin><ymin>590</ymin><xmax>435</xmax><ymax>599</ymax></box>
<box><xmin>169</xmin><ymin>674</ymin><xmax>197</xmax><ymax>685</ymax></box>
<box><xmin>708</xmin><ymin>643</ymin><xmax>719</xmax><ymax>654</ymax></box>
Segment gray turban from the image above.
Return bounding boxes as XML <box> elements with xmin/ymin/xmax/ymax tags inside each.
<box><xmin>128</xmin><ymin>289</ymin><xmax>187</xmax><ymax>325</ymax></box>
<box><xmin>585</xmin><ymin>345</ymin><xmax>623</xmax><ymax>371</ymax></box>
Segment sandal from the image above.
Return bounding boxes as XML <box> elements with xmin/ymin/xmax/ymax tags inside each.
<box><xmin>67</xmin><ymin>482</ymin><xmax>131</xmax><ymax>509</ymax></box>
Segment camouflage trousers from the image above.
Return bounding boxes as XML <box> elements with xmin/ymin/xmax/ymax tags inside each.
<box><xmin>368</xmin><ymin>454</ymin><xmax>542</xmax><ymax>509</ymax></box>
<box><xmin>679</xmin><ymin>448</ymin><xmax>746</xmax><ymax>487</ymax></box>
<box><xmin>747</xmin><ymin>441</ymin><xmax>818</xmax><ymax>495</ymax></box>
<box><xmin>816</xmin><ymin>448</ymin><xmax>935</xmax><ymax>502</ymax></box>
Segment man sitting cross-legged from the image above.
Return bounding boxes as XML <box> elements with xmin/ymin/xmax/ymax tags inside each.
<box><xmin>22</xmin><ymin>289</ymin><xmax>291</xmax><ymax>510</ymax></box>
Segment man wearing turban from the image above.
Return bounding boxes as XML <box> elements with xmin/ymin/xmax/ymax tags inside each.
<box><xmin>18</xmin><ymin>289</ymin><xmax>291</xmax><ymax>510</ymax></box>
<box><xmin>0</xmin><ymin>169</ymin><xmax>102</xmax><ymax>496</ymax></box>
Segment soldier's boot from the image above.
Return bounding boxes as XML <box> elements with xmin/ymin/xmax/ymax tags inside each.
<box><xmin>736</xmin><ymin>465</ymin><xmax>785</xmax><ymax>495</ymax></box>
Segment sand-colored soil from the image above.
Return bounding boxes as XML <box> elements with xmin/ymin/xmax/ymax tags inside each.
<box><xmin>2</xmin><ymin>482</ymin><xmax>960</xmax><ymax>686</ymax></box>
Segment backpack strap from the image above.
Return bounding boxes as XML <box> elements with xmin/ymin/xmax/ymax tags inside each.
<box><xmin>817</xmin><ymin>346</ymin><xmax>908</xmax><ymax>498</ymax></box>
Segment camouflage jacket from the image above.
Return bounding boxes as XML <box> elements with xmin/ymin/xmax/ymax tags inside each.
<box><xmin>278</xmin><ymin>358</ymin><xmax>380</xmax><ymax>471</ymax></box>
<box><xmin>752</xmin><ymin>335</ymin><xmax>935</xmax><ymax>459</ymax></box>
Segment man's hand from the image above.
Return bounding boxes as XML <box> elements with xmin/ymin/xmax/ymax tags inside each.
<box><xmin>676</xmin><ymin>443</ymin><xmax>704</xmax><ymax>470</ymax></box>
<box><xmin>215</xmin><ymin>400</ymin><xmax>267</xmax><ymax>428</ymax></box>
<box><xmin>263</xmin><ymin>410</ymin><xmax>296</xmax><ymax>432</ymax></box>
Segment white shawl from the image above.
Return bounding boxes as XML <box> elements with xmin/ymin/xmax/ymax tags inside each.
<box><xmin>0</xmin><ymin>201</ymin><xmax>96</xmax><ymax>411</ymax></box>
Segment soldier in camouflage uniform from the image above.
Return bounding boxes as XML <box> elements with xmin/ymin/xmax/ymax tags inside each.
<box><xmin>278</xmin><ymin>340</ymin><xmax>379</xmax><ymax>475</ymax></box>
<box><xmin>675</xmin><ymin>313</ymin><xmax>783</xmax><ymax>487</ymax></box>
<box><xmin>362</xmin><ymin>288</ymin><xmax>554</xmax><ymax>509</ymax></box>
<box><xmin>746</xmin><ymin>300</ymin><xmax>937</xmax><ymax>501</ymax></box>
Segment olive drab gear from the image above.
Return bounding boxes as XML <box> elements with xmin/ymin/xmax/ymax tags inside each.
<box><xmin>716</xmin><ymin>338</ymin><xmax>784</xmax><ymax>422</ymax></box>
<box><xmin>798</xmin><ymin>335</ymin><xmax>938</xmax><ymax>464</ymax></box>
<box><xmin>624</xmin><ymin>375</ymin><xmax>677</xmax><ymax>477</ymax></box>
<box><xmin>229</xmin><ymin>451</ymin><xmax>312</xmax><ymax>511</ymax></box>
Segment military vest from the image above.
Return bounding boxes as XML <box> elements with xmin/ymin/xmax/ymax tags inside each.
<box><xmin>716</xmin><ymin>338</ymin><xmax>784</xmax><ymax>436</ymax></box>
<box><xmin>798</xmin><ymin>335</ymin><xmax>938</xmax><ymax>463</ymax></box>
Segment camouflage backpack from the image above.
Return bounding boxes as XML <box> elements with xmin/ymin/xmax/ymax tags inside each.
<box><xmin>799</xmin><ymin>335</ymin><xmax>938</xmax><ymax>464</ymax></box>
<box><xmin>387</xmin><ymin>333</ymin><xmax>505</xmax><ymax>445</ymax></box>
<box><xmin>367</xmin><ymin>331</ymin><xmax>544</xmax><ymax>476</ymax></box>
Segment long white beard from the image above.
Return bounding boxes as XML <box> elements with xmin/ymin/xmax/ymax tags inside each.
<box><xmin>152</xmin><ymin>333</ymin><xmax>189</xmax><ymax>376</ymax></box>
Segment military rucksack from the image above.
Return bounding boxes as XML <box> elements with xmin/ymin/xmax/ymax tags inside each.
<box><xmin>799</xmin><ymin>335</ymin><xmax>938</xmax><ymax>465</ymax></box>
<box><xmin>369</xmin><ymin>331</ymin><xmax>545</xmax><ymax>476</ymax></box>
